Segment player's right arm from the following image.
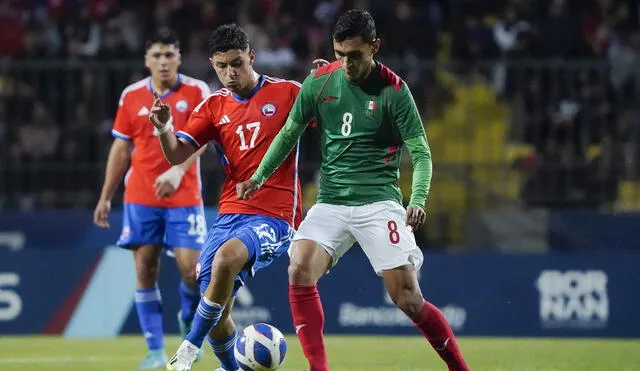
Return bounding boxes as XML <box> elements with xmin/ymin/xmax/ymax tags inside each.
<box><xmin>237</xmin><ymin>75</ymin><xmax>315</xmax><ymax>200</ymax></box>
<box><xmin>150</xmin><ymin>93</ymin><xmax>217</xmax><ymax>165</ymax></box>
<box><xmin>94</xmin><ymin>98</ymin><xmax>134</xmax><ymax>228</ymax></box>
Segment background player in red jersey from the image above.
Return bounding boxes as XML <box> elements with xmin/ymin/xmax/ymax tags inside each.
<box><xmin>148</xmin><ymin>24</ymin><xmax>302</xmax><ymax>371</ymax></box>
<box><xmin>93</xmin><ymin>29</ymin><xmax>210</xmax><ymax>369</ymax></box>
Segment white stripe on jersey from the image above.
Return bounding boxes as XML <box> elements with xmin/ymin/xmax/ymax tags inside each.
<box><xmin>180</xmin><ymin>74</ymin><xmax>211</xmax><ymax>98</ymax></box>
<box><xmin>265</xmin><ymin>76</ymin><xmax>302</xmax><ymax>88</ymax></box>
<box><xmin>194</xmin><ymin>89</ymin><xmax>231</xmax><ymax>113</ymax></box>
<box><xmin>118</xmin><ymin>78</ymin><xmax>149</xmax><ymax>106</ymax></box>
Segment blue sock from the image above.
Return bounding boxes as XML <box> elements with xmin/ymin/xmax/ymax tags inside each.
<box><xmin>179</xmin><ymin>281</ymin><xmax>200</xmax><ymax>324</ymax></box>
<box><xmin>185</xmin><ymin>297</ymin><xmax>224</xmax><ymax>348</ymax></box>
<box><xmin>134</xmin><ymin>287</ymin><xmax>164</xmax><ymax>351</ymax></box>
<box><xmin>208</xmin><ymin>328</ymin><xmax>239</xmax><ymax>371</ymax></box>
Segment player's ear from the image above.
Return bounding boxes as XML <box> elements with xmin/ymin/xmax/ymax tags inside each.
<box><xmin>249</xmin><ymin>49</ymin><xmax>256</xmax><ymax>65</ymax></box>
<box><xmin>371</xmin><ymin>38</ymin><xmax>381</xmax><ymax>55</ymax></box>
<box><xmin>144</xmin><ymin>51</ymin><xmax>151</xmax><ymax>69</ymax></box>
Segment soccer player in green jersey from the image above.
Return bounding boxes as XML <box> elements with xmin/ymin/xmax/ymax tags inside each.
<box><xmin>236</xmin><ymin>9</ymin><xmax>470</xmax><ymax>371</ymax></box>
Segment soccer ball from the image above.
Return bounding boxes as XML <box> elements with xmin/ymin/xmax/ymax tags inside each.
<box><xmin>234</xmin><ymin>323</ymin><xmax>287</xmax><ymax>371</ymax></box>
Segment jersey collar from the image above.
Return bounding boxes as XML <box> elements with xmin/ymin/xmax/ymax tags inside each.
<box><xmin>147</xmin><ymin>73</ymin><xmax>182</xmax><ymax>99</ymax></box>
<box><xmin>231</xmin><ymin>74</ymin><xmax>266</xmax><ymax>103</ymax></box>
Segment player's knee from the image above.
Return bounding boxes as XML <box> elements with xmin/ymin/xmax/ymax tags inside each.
<box><xmin>288</xmin><ymin>260</ymin><xmax>316</xmax><ymax>285</ymax></box>
<box><xmin>212</xmin><ymin>242</ymin><xmax>247</xmax><ymax>276</ymax></box>
<box><xmin>179</xmin><ymin>269</ymin><xmax>197</xmax><ymax>286</ymax></box>
<box><xmin>135</xmin><ymin>259</ymin><xmax>159</xmax><ymax>287</ymax></box>
<box><xmin>390</xmin><ymin>288</ymin><xmax>423</xmax><ymax>318</ymax></box>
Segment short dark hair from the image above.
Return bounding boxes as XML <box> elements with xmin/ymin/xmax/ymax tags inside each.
<box><xmin>332</xmin><ymin>9</ymin><xmax>377</xmax><ymax>43</ymax></box>
<box><xmin>145</xmin><ymin>28</ymin><xmax>180</xmax><ymax>50</ymax></box>
<box><xmin>208</xmin><ymin>23</ymin><xmax>249</xmax><ymax>55</ymax></box>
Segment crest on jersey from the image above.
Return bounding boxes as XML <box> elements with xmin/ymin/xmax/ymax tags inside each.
<box><xmin>175</xmin><ymin>100</ymin><xmax>188</xmax><ymax>113</ymax></box>
<box><xmin>261</xmin><ymin>103</ymin><xmax>277</xmax><ymax>117</ymax></box>
<box><xmin>365</xmin><ymin>100</ymin><xmax>378</xmax><ymax>116</ymax></box>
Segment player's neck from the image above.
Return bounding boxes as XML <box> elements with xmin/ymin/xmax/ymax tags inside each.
<box><xmin>234</xmin><ymin>71</ymin><xmax>261</xmax><ymax>98</ymax></box>
<box><xmin>350</xmin><ymin>60</ymin><xmax>377</xmax><ymax>85</ymax></box>
<box><xmin>151</xmin><ymin>75</ymin><xmax>179</xmax><ymax>95</ymax></box>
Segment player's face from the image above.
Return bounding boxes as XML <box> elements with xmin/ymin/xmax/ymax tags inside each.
<box><xmin>210</xmin><ymin>48</ymin><xmax>255</xmax><ymax>93</ymax></box>
<box><xmin>145</xmin><ymin>43</ymin><xmax>181</xmax><ymax>83</ymax></box>
<box><xmin>333</xmin><ymin>37</ymin><xmax>380</xmax><ymax>83</ymax></box>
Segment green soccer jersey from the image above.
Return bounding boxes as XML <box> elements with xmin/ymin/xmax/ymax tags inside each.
<box><xmin>251</xmin><ymin>61</ymin><xmax>432</xmax><ymax>208</ymax></box>
<box><xmin>289</xmin><ymin>62</ymin><xmax>426</xmax><ymax>206</ymax></box>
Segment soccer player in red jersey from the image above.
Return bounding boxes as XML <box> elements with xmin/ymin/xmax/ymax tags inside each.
<box><xmin>238</xmin><ymin>10</ymin><xmax>471</xmax><ymax>371</ymax></box>
<box><xmin>148</xmin><ymin>24</ymin><xmax>302</xmax><ymax>371</ymax></box>
<box><xmin>93</xmin><ymin>29</ymin><xmax>209</xmax><ymax>369</ymax></box>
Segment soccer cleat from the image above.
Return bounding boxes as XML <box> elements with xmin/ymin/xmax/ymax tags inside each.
<box><xmin>214</xmin><ymin>368</ymin><xmax>240</xmax><ymax>371</ymax></box>
<box><xmin>166</xmin><ymin>340</ymin><xmax>200</xmax><ymax>371</ymax></box>
<box><xmin>176</xmin><ymin>311</ymin><xmax>204</xmax><ymax>362</ymax></box>
<box><xmin>137</xmin><ymin>349</ymin><xmax>168</xmax><ymax>370</ymax></box>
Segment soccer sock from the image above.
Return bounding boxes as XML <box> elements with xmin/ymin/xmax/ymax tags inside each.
<box><xmin>179</xmin><ymin>281</ymin><xmax>200</xmax><ymax>325</ymax></box>
<box><xmin>289</xmin><ymin>284</ymin><xmax>329</xmax><ymax>371</ymax></box>
<box><xmin>411</xmin><ymin>301</ymin><xmax>470</xmax><ymax>371</ymax></box>
<box><xmin>208</xmin><ymin>328</ymin><xmax>239</xmax><ymax>371</ymax></box>
<box><xmin>185</xmin><ymin>297</ymin><xmax>224</xmax><ymax>348</ymax></box>
<box><xmin>134</xmin><ymin>286</ymin><xmax>164</xmax><ymax>351</ymax></box>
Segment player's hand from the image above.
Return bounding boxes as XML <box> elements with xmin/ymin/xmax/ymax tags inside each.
<box><xmin>310</xmin><ymin>58</ymin><xmax>330</xmax><ymax>73</ymax></box>
<box><xmin>154</xmin><ymin>166</ymin><xmax>185</xmax><ymax>199</ymax></box>
<box><xmin>93</xmin><ymin>199</ymin><xmax>111</xmax><ymax>228</ymax></box>
<box><xmin>236</xmin><ymin>179</ymin><xmax>260</xmax><ymax>200</ymax></box>
<box><xmin>149</xmin><ymin>92</ymin><xmax>172</xmax><ymax>129</ymax></box>
<box><xmin>405</xmin><ymin>205</ymin><xmax>426</xmax><ymax>230</ymax></box>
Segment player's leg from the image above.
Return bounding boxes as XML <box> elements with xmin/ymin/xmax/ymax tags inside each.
<box><xmin>352</xmin><ymin>201</ymin><xmax>470</xmax><ymax>371</ymax></box>
<box><xmin>289</xmin><ymin>203</ymin><xmax>356</xmax><ymax>371</ymax></box>
<box><xmin>207</xmin><ymin>297</ymin><xmax>239</xmax><ymax>371</ymax></box>
<box><xmin>383</xmin><ymin>266</ymin><xmax>469</xmax><ymax>370</ymax></box>
<box><xmin>168</xmin><ymin>232</ymin><xmax>246</xmax><ymax>371</ymax></box>
<box><xmin>183</xmin><ymin>237</ymin><xmax>248</xmax><ymax>349</ymax></box>
<box><xmin>172</xmin><ymin>248</ymin><xmax>200</xmax><ymax>334</ymax></box>
<box><xmin>170</xmin><ymin>214</ymin><xmax>285</xmax><ymax>370</ymax></box>
<box><xmin>166</xmin><ymin>206</ymin><xmax>207</xmax><ymax>344</ymax></box>
<box><xmin>118</xmin><ymin>203</ymin><xmax>168</xmax><ymax>369</ymax></box>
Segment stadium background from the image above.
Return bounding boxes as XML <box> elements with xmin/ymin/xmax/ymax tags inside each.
<box><xmin>1</xmin><ymin>0</ymin><xmax>640</xmax><ymax>367</ymax></box>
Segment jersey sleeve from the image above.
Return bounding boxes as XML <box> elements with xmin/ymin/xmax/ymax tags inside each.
<box><xmin>196</xmin><ymin>80</ymin><xmax>211</xmax><ymax>99</ymax></box>
<box><xmin>389</xmin><ymin>82</ymin><xmax>426</xmax><ymax>140</ymax></box>
<box><xmin>111</xmin><ymin>93</ymin><xmax>133</xmax><ymax>141</ymax></box>
<box><xmin>288</xmin><ymin>73</ymin><xmax>315</xmax><ymax>125</ymax></box>
<box><xmin>176</xmin><ymin>97</ymin><xmax>216</xmax><ymax>148</ymax></box>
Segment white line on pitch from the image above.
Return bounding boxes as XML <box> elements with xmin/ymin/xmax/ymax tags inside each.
<box><xmin>0</xmin><ymin>356</ymin><xmax>139</xmax><ymax>364</ymax></box>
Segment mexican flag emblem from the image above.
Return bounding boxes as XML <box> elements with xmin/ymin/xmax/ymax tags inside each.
<box><xmin>366</xmin><ymin>100</ymin><xmax>377</xmax><ymax>115</ymax></box>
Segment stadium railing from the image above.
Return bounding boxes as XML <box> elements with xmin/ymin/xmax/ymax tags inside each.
<box><xmin>1</xmin><ymin>59</ymin><xmax>639</xmax><ymax>247</ymax></box>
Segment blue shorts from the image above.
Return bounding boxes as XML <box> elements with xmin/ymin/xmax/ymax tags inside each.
<box><xmin>117</xmin><ymin>203</ymin><xmax>206</xmax><ymax>250</ymax></box>
<box><xmin>196</xmin><ymin>214</ymin><xmax>293</xmax><ymax>296</ymax></box>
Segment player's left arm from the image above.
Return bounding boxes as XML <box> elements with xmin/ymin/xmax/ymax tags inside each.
<box><xmin>391</xmin><ymin>82</ymin><xmax>432</xmax><ymax>229</ymax></box>
<box><xmin>154</xmin><ymin>145</ymin><xmax>207</xmax><ymax>199</ymax></box>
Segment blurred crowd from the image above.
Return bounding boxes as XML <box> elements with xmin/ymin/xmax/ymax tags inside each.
<box><xmin>0</xmin><ymin>0</ymin><xmax>639</xmax><ymax>212</ymax></box>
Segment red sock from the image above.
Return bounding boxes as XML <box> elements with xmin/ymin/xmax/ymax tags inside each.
<box><xmin>411</xmin><ymin>301</ymin><xmax>470</xmax><ymax>371</ymax></box>
<box><xmin>289</xmin><ymin>284</ymin><xmax>329</xmax><ymax>371</ymax></box>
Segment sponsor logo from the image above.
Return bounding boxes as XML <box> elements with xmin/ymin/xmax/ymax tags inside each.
<box><xmin>536</xmin><ymin>270</ymin><xmax>609</xmax><ymax>329</ymax></box>
<box><xmin>231</xmin><ymin>286</ymin><xmax>271</xmax><ymax>330</ymax></box>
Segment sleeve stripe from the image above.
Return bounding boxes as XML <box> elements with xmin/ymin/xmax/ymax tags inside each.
<box><xmin>176</xmin><ymin>131</ymin><xmax>200</xmax><ymax>148</ymax></box>
<box><xmin>111</xmin><ymin>129</ymin><xmax>132</xmax><ymax>141</ymax></box>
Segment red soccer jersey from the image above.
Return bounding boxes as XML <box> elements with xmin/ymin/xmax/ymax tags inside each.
<box><xmin>176</xmin><ymin>75</ymin><xmax>303</xmax><ymax>228</ymax></box>
<box><xmin>112</xmin><ymin>74</ymin><xmax>210</xmax><ymax>208</ymax></box>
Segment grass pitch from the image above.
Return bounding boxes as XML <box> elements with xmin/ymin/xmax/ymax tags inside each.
<box><xmin>0</xmin><ymin>335</ymin><xmax>639</xmax><ymax>371</ymax></box>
